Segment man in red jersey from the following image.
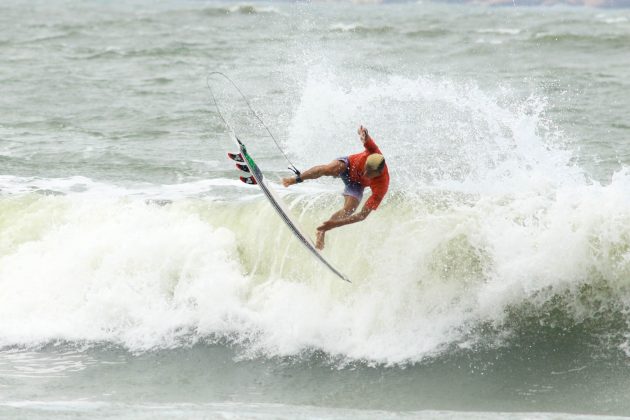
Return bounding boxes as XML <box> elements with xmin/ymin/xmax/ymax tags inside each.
<box><xmin>282</xmin><ymin>125</ymin><xmax>389</xmax><ymax>250</ymax></box>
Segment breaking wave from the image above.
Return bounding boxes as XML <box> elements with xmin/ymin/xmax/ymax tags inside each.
<box><xmin>2</xmin><ymin>72</ymin><xmax>630</xmax><ymax>365</ymax></box>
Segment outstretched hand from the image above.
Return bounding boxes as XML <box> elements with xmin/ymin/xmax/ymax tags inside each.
<box><xmin>282</xmin><ymin>177</ymin><xmax>295</xmax><ymax>187</ymax></box>
<box><xmin>358</xmin><ymin>125</ymin><xmax>368</xmax><ymax>143</ymax></box>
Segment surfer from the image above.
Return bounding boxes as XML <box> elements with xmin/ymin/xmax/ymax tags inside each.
<box><xmin>282</xmin><ymin>125</ymin><xmax>389</xmax><ymax>250</ymax></box>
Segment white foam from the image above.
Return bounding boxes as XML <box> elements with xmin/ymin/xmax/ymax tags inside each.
<box><xmin>595</xmin><ymin>14</ymin><xmax>628</xmax><ymax>24</ymax></box>
<box><xmin>2</xmin><ymin>167</ymin><xmax>630</xmax><ymax>363</ymax></box>
<box><xmin>476</xmin><ymin>28</ymin><xmax>522</xmax><ymax>35</ymax></box>
<box><xmin>475</xmin><ymin>38</ymin><xmax>504</xmax><ymax>45</ymax></box>
<box><xmin>226</xmin><ymin>4</ymin><xmax>282</xmax><ymax>15</ymax></box>
<box><xmin>330</xmin><ymin>23</ymin><xmax>364</xmax><ymax>32</ymax></box>
<box><xmin>0</xmin><ymin>175</ymin><xmax>251</xmax><ymax>199</ymax></box>
<box><xmin>0</xmin><ymin>197</ymin><xmax>248</xmax><ymax>350</ymax></box>
<box><xmin>2</xmin><ymin>401</ymin><xmax>619</xmax><ymax>420</ymax></box>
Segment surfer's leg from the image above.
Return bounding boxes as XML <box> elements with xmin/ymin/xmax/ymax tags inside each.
<box><xmin>283</xmin><ymin>160</ymin><xmax>345</xmax><ymax>187</ymax></box>
<box><xmin>316</xmin><ymin>231</ymin><xmax>325</xmax><ymax>249</ymax></box>
<box><xmin>333</xmin><ymin>195</ymin><xmax>360</xmax><ymax>219</ymax></box>
<box><xmin>316</xmin><ymin>195</ymin><xmax>360</xmax><ymax>250</ymax></box>
<box><xmin>304</xmin><ymin>160</ymin><xmax>346</xmax><ymax>179</ymax></box>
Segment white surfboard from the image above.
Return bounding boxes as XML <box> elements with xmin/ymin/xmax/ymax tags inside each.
<box><xmin>231</xmin><ymin>137</ymin><xmax>351</xmax><ymax>283</ymax></box>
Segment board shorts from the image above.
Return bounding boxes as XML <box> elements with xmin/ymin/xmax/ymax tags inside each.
<box><xmin>336</xmin><ymin>156</ymin><xmax>364</xmax><ymax>201</ymax></box>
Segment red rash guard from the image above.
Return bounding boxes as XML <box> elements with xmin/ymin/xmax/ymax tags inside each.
<box><xmin>346</xmin><ymin>135</ymin><xmax>390</xmax><ymax>210</ymax></box>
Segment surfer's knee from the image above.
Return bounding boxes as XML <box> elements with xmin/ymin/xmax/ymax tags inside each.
<box><xmin>343</xmin><ymin>197</ymin><xmax>359</xmax><ymax>215</ymax></box>
<box><xmin>323</xmin><ymin>160</ymin><xmax>346</xmax><ymax>177</ymax></box>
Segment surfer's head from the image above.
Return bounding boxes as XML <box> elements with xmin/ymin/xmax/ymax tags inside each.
<box><xmin>365</xmin><ymin>154</ymin><xmax>385</xmax><ymax>178</ymax></box>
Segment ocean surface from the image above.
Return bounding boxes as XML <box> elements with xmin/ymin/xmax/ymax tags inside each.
<box><xmin>2</xmin><ymin>0</ymin><xmax>630</xmax><ymax>418</ymax></box>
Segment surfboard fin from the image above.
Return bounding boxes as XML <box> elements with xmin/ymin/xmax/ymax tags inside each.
<box><xmin>240</xmin><ymin>176</ymin><xmax>257</xmax><ymax>185</ymax></box>
<box><xmin>228</xmin><ymin>152</ymin><xmax>244</xmax><ymax>163</ymax></box>
<box><xmin>235</xmin><ymin>163</ymin><xmax>250</xmax><ymax>173</ymax></box>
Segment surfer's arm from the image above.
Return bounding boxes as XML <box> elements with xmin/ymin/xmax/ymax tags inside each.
<box><xmin>317</xmin><ymin>206</ymin><xmax>372</xmax><ymax>232</ymax></box>
<box><xmin>359</xmin><ymin>125</ymin><xmax>381</xmax><ymax>154</ymax></box>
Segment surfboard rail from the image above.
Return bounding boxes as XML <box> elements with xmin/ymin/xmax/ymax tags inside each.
<box><xmin>234</xmin><ymin>138</ymin><xmax>351</xmax><ymax>283</ymax></box>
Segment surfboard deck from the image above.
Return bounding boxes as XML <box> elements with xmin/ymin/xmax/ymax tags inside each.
<box><xmin>231</xmin><ymin>137</ymin><xmax>351</xmax><ymax>283</ymax></box>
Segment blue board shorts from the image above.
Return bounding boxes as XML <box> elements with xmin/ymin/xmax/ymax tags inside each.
<box><xmin>336</xmin><ymin>156</ymin><xmax>364</xmax><ymax>201</ymax></box>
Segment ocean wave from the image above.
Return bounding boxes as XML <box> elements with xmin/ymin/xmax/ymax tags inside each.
<box><xmin>530</xmin><ymin>31</ymin><xmax>630</xmax><ymax>46</ymax></box>
<box><xmin>474</xmin><ymin>38</ymin><xmax>504</xmax><ymax>44</ymax></box>
<box><xmin>0</xmin><ymin>175</ymin><xmax>251</xmax><ymax>199</ymax></box>
<box><xmin>595</xmin><ymin>14</ymin><xmax>629</xmax><ymax>24</ymax></box>
<box><xmin>3</xmin><ymin>69</ymin><xmax>630</xmax><ymax>365</ymax></box>
<box><xmin>404</xmin><ymin>28</ymin><xmax>451</xmax><ymax>38</ymax></box>
<box><xmin>2</xmin><ymin>399</ymin><xmax>618</xmax><ymax>420</ymax></box>
<box><xmin>329</xmin><ymin>23</ymin><xmax>394</xmax><ymax>34</ymax></box>
<box><xmin>476</xmin><ymin>28</ymin><xmax>522</xmax><ymax>35</ymax></box>
<box><xmin>200</xmin><ymin>4</ymin><xmax>282</xmax><ymax>16</ymax></box>
<box><xmin>2</xmin><ymin>169</ymin><xmax>630</xmax><ymax>364</ymax></box>
<box><xmin>15</xmin><ymin>31</ymin><xmax>83</xmax><ymax>45</ymax></box>
<box><xmin>74</xmin><ymin>43</ymin><xmax>202</xmax><ymax>60</ymax></box>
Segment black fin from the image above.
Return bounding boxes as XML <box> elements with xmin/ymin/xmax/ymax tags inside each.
<box><xmin>227</xmin><ymin>152</ymin><xmax>244</xmax><ymax>162</ymax></box>
<box><xmin>236</xmin><ymin>163</ymin><xmax>250</xmax><ymax>173</ymax></box>
<box><xmin>240</xmin><ymin>176</ymin><xmax>257</xmax><ymax>185</ymax></box>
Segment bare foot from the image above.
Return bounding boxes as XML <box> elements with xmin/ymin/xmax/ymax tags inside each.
<box><xmin>282</xmin><ymin>177</ymin><xmax>294</xmax><ymax>187</ymax></box>
<box><xmin>316</xmin><ymin>231</ymin><xmax>325</xmax><ymax>250</ymax></box>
